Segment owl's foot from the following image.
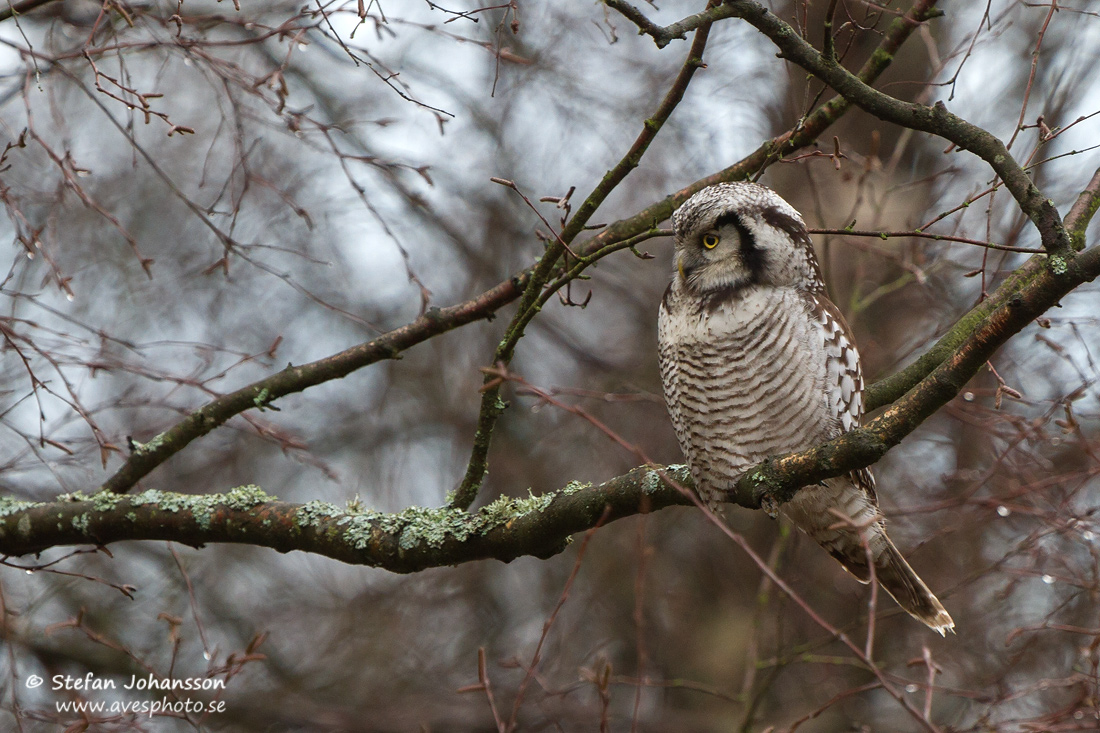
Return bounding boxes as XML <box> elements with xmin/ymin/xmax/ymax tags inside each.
<box><xmin>760</xmin><ymin>493</ymin><xmax>780</xmax><ymax>519</ymax></box>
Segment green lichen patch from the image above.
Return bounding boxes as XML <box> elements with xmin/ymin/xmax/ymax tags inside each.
<box><xmin>333</xmin><ymin>513</ymin><xmax>384</xmax><ymax>550</ymax></box>
<box><xmin>478</xmin><ymin>490</ymin><xmax>554</xmax><ymax>527</ymax></box>
<box><xmin>122</xmin><ymin>487</ymin><xmax>274</xmax><ymax>530</ymax></box>
<box><xmin>56</xmin><ymin>490</ymin><xmax>122</xmax><ymax>513</ymax></box>
<box><xmin>0</xmin><ymin>496</ymin><xmax>37</xmax><ymax>518</ymax></box>
<box><xmin>869</xmin><ymin>47</ymin><xmax>892</xmax><ymax>66</ymax></box>
<box><xmin>396</xmin><ymin>505</ymin><xmax>472</xmax><ymax>550</ymax></box>
<box><xmin>642</xmin><ymin>465</ymin><xmax>692</xmax><ymax>494</ymax></box>
<box><xmin>92</xmin><ymin>492</ymin><xmax>124</xmax><ymax>512</ymax></box>
<box><xmin>345</xmin><ymin>486</ymin><xmax>578</xmax><ymax>554</ymax></box>
<box><xmin>222</xmin><ymin>485</ymin><xmax>273</xmax><ymax>510</ymax></box>
<box><xmin>641</xmin><ymin>470</ymin><xmax>664</xmax><ymax>495</ymax></box>
<box><xmin>131</xmin><ymin>432</ymin><xmax>168</xmax><ymax>455</ymax></box>
<box><xmin>71</xmin><ymin>514</ymin><xmax>91</xmax><ymax>533</ymax></box>
<box><xmin>296</xmin><ymin>500</ymin><xmax>344</xmax><ymax>529</ymax></box>
<box><xmin>508</xmin><ymin>491</ymin><xmax>554</xmax><ymax>517</ymax></box>
<box><xmin>296</xmin><ymin>485</ymin><xmax>584</xmax><ymax>555</ymax></box>
<box><xmin>132</xmin><ymin>489</ymin><xmax>177</xmax><ymax>509</ymax></box>
<box><xmin>561</xmin><ymin>480</ymin><xmax>592</xmax><ymax>496</ymax></box>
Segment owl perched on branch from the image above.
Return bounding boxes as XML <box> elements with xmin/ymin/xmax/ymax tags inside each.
<box><xmin>657</xmin><ymin>182</ymin><xmax>952</xmax><ymax>635</ymax></box>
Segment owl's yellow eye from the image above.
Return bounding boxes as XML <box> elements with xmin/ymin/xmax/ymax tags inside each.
<box><xmin>702</xmin><ymin>233</ymin><xmax>720</xmax><ymax>249</ymax></box>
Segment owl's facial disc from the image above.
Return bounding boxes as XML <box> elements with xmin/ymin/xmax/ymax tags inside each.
<box><xmin>677</xmin><ymin>212</ymin><xmax>766</xmax><ymax>293</ymax></box>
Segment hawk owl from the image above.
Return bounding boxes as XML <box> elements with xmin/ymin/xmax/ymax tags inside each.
<box><xmin>657</xmin><ymin>182</ymin><xmax>953</xmax><ymax>634</ymax></box>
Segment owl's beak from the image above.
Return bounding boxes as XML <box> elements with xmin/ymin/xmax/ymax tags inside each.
<box><xmin>677</xmin><ymin>257</ymin><xmax>686</xmax><ymax>282</ymax></box>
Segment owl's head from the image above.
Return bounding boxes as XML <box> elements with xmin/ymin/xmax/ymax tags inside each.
<box><xmin>671</xmin><ymin>182</ymin><xmax>824</xmax><ymax>295</ymax></box>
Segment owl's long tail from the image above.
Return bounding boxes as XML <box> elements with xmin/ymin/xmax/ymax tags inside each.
<box><xmin>837</xmin><ymin>536</ymin><xmax>955</xmax><ymax>637</ymax></box>
<box><xmin>783</xmin><ymin>480</ymin><xmax>954</xmax><ymax>635</ymax></box>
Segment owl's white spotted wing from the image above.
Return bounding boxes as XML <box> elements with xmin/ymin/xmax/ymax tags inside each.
<box><xmin>806</xmin><ymin>292</ymin><xmax>877</xmax><ymax>500</ymax></box>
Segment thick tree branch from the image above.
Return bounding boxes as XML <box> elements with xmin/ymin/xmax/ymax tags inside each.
<box><xmin>0</xmin><ymin>470</ymin><xmax>694</xmax><ymax>570</ymax></box>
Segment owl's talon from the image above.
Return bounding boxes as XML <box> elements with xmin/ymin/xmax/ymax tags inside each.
<box><xmin>760</xmin><ymin>494</ymin><xmax>780</xmax><ymax>519</ymax></box>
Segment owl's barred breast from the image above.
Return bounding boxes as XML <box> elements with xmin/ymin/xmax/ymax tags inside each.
<box><xmin>658</xmin><ymin>284</ymin><xmax>837</xmax><ymax>502</ymax></box>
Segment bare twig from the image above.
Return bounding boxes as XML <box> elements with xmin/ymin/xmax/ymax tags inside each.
<box><xmin>808</xmin><ymin>227</ymin><xmax>1044</xmax><ymax>254</ymax></box>
<box><xmin>450</xmin><ymin>7</ymin><xmax>716</xmax><ymax>509</ymax></box>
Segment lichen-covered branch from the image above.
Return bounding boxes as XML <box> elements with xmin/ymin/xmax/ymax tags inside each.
<box><xmin>1</xmin><ymin>469</ymin><xmax>694</xmax><ymax>571</ymax></box>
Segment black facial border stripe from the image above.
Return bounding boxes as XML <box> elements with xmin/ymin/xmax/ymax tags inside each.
<box><xmin>713</xmin><ymin>211</ymin><xmax>766</xmax><ymax>283</ymax></box>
